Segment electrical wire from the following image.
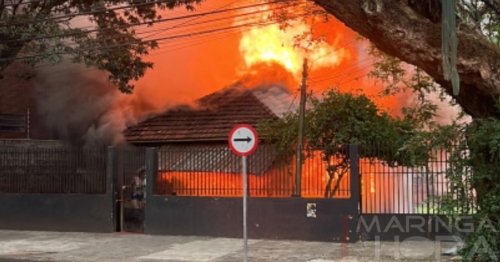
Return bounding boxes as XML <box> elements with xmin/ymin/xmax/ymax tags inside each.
<box><xmin>3</xmin><ymin>21</ymin><xmax>274</xmax><ymax>64</ymax></box>
<box><xmin>25</xmin><ymin>5</ymin><xmax>302</xmax><ymax>72</ymax></box>
<box><xmin>140</xmin><ymin>0</ymin><xmax>243</xmax><ymax>39</ymax></box>
<box><xmin>309</xmin><ymin>58</ymin><xmax>374</xmax><ymax>83</ymax></box>
<box><xmin>2</xmin><ymin>1</ymin><xmax>276</xmax><ymax>43</ymax></box>
<box><xmin>27</xmin><ymin>19</ymin><xmax>279</xmax><ymax>77</ymax></box>
<box><xmin>2</xmin><ymin>0</ymin><xmax>199</xmax><ymax>26</ymax></box>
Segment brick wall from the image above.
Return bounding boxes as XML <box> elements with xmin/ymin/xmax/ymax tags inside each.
<box><xmin>0</xmin><ymin>62</ymin><xmax>49</xmax><ymax>139</ymax></box>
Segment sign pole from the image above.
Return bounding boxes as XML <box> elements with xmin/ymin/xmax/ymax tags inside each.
<box><xmin>228</xmin><ymin>124</ymin><xmax>258</xmax><ymax>262</ymax></box>
<box><xmin>242</xmin><ymin>155</ymin><xmax>248</xmax><ymax>262</ymax></box>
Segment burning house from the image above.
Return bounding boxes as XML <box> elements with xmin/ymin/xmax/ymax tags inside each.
<box><xmin>123</xmin><ymin>85</ymin><xmax>297</xmax><ymax>197</ymax></box>
<box><xmin>123</xmin><ymin>84</ymin><xmax>353</xmax><ymax>199</ymax></box>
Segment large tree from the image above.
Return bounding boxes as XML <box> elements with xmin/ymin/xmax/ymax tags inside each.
<box><xmin>311</xmin><ymin>0</ymin><xmax>500</xmax><ymax>119</ymax></box>
<box><xmin>0</xmin><ymin>0</ymin><xmax>199</xmax><ymax>92</ymax></box>
<box><xmin>302</xmin><ymin>1</ymin><xmax>500</xmax><ymax>260</ymax></box>
<box><xmin>267</xmin><ymin>0</ymin><xmax>500</xmax><ymax>259</ymax></box>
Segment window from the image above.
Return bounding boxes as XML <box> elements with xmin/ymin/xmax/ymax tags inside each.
<box><xmin>0</xmin><ymin>114</ymin><xmax>26</xmax><ymax>134</ymax></box>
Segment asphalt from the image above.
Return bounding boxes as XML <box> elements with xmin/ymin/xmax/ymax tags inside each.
<box><xmin>0</xmin><ymin>230</ymin><xmax>460</xmax><ymax>262</ymax></box>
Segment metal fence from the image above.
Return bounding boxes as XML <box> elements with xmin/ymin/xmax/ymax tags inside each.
<box><xmin>359</xmin><ymin>144</ymin><xmax>476</xmax><ymax>215</ymax></box>
<box><xmin>155</xmin><ymin>143</ymin><xmax>351</xmax><ymax>198</ymax></box>
<box><xmin>0</xmin><ymin>146</ymin><xmax>107</xmax><ymax>194</ymax></box>
<box><xmin>0</xmin><ymin>142</ymin><xmax>477</xmax><ymax>213</ymax></box>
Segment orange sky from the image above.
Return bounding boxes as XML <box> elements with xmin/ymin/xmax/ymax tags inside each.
<box><xmin>126</xmin><ymin>0</ymin><xmax>411</xmax><ymax>118</ymax></box>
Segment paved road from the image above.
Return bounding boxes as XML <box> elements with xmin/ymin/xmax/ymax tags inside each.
<box><xmin>0</xmin><ymin>230</ymin><xmax>459</xmax><ymax>262</ymax></box>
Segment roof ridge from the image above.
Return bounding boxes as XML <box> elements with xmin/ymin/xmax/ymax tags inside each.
<box><xmin>246</xmin><ymin>91</ymin><xmax>279</xmax><ymax>120</ymax></box>
<box><xmin>194</xmin><ymin>84</ymin><xmax>245</xmax><ymax>104</ymax></box>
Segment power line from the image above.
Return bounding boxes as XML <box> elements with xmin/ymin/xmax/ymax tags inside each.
<box><xmin>308</xmin><ymin>39</ymin><xmax>357</xmax><ymax>68</ymax></box>
<box><xmin>132</xmin><ymin>4</ymin><xmax>300</xmax><ymax>40</ymax></box>
<box><xmin>0</xmin><ymin>0</ymin><xmax>298</xmax><ymax>67</ymax></box>
<box><xmin>2</xmin><ymin>0</ymin><xmax>195</xmax><ymax>26</ymax></box>
<box><xmin>309</xmin><ymin>58</ymin><xmax>374</xmax><ymax>83</ymax></box>
<box><xmin>2</xmin><ymin>20</ymin><xmax>275</xmax><ymax>63</ymax></box>
<box><xmin>2</xmin><ymin>0</ymin><xmax>56</xmax><ymax>7</ymax></box>
<box><xmin>27</xmin><ymin>6</ymin><xmax>295</xmax><ymax>71</ymax></box>
<box><xmin>2</xmin><ymin>1</ymin><xmax>275</xmax><ymax>44</ymax></box>
<box><xmin>286</xmin><ymin>92</ymin><xmax>298</xmax><ymax>114</ymax></box>
<box><xmin>141</xmin><ymin>0</ymin><xmax>243</xmax><ymax>39</ymax></box>
<box><xmin>309</xmin><ymin>65</ymin><xmax>373</xmax><ymax>86</ymax></box>
<box><xmin>25</xmin><ymin>19</ymin><xmax>281</xmax><ymax>76</ymax></box>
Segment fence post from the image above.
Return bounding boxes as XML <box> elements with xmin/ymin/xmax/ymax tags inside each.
<box><xmin>348</xmin><ymin>144</ymin><xmax>360</xmax><ymax>242</ymax></box>
<box><xmin>349</xmin><ymin>144</ymin><xmax>360</xmax><ymax>212</ymax></box>
<box><xmin>106</xmin><ymin>146</ymin><xmax>117</xmax><ymax>232</ymax></box>
<box><xmin>145</xmin><ymin>147</ymin><xmax>158</xmax><ymax>233</ymax></box>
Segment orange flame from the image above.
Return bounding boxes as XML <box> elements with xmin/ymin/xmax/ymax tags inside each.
<box><xmin>156</xmin><ymin>151</ymin><xmax>350</xmax><ymax>199</ymax></box>
<box><xmin>235</xmin><ymin>1</ymin><xmax>350</xmax><ymax>79</ymax></box>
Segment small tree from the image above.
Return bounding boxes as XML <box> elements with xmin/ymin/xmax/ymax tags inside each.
<box><xmin>259</xmin><ymin>87</ymin><xmax>416</xmax><ymax>198</ymax></box>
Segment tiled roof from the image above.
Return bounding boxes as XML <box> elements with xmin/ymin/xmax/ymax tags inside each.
<box><xmin>123</xmin><ymin>86</ymin><xmax>279</xmax><ymax>142</ymax></box>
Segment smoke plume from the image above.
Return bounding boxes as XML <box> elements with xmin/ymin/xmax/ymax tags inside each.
<box><xmin>33</xmin><ymin>63</ymin><xmax>159</xmax><ymax>147</ymax></box>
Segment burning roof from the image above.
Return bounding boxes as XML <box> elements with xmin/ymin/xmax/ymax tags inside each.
<box><xmin>123</xmin><ymin>86</ymin><xmax>279</xmax><ymax>143</ymax></box>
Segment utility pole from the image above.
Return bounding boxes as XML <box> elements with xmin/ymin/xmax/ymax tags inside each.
<box><xmin>295</xmin><ymin>58</ymin><xmax>308</xmax><ymax>197</ymax></box>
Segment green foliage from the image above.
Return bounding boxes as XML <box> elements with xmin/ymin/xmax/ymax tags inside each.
<box><xmin>306</xmin><ymin>88</ymin><xmax>402</xmax><ymax>159</ymax></box>
<box><xmin>258</xmin><ymin>87</ymin><xmax>418</xmax><ymax>197</ymax></box>
<box><xmin>368</xmin><ymin>37</ymin><xmax>500</xmax><ymax>261</ymax></box>
<box><xmin>262</xmin><ymin>0</ymin><xmax>500</xmax><ymax>257</ymax></box>
<box><xmin>0</xmin><ymin>0</ymin><xmax>202</xmax><ymax>92</ymax></box>
<box><xmin>258</xmin><ymin>112</ymin><xmax>299</xmax><ymax>164</ymax></box>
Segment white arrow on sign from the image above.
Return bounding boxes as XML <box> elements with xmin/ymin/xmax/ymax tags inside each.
<box><xmin>228</xmin><ymin>124</ymin><xmax>258</xmax><ymax>157</ymax></box>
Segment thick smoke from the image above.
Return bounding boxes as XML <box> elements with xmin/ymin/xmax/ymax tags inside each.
<box><xmin>34</xmin><ymin>63</ymin><xmax>159</xmax><ymax>148</ymax></box>
<box><xmin>32</xmin><ymin>61</ymin><xmax>299</xmax><ymax>147</ymax></box>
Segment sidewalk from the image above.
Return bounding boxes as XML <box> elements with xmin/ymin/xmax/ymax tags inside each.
<box><xmin>0</xmin><ymin>230</ymin><xmax>459</xmax><ymax>262</ymax></box>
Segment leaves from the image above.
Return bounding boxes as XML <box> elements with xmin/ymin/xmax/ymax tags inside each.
<box><xmin>257</xmin><ymin>86</ymin><xmax>420</xmax><ymax>196</ymax></box>
<box><xmin>0</xmin><ymin>0</ymin><xmax>202</xmax><ymax>92</ymax></box>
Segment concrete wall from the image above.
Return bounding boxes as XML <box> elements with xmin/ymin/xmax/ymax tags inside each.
<box><xmin>145</xmin><ymin>196</ymin><xmax>359</xmax><ymax>242</ymax></box>
<box><xmin>0</xmin><ymin>194</ymin><xmax>114</xmax><ymax>232</ymax></box>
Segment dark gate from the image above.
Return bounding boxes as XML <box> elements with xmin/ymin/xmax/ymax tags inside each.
<box><xmin>142</xmin><ymin>144</ymin><xmax>360</xmax><ymax>243</ymax></box>
<box><xmin>357</xmin><ymin>144</ymin><xmax>476</xmax><ymax>241</ymax></box>
<box><xmin>115</xmin><ymin>147</ymin><xmax>147</xmax><ymax>233</ymax></box>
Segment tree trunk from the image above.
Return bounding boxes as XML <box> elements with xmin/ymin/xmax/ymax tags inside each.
<box><xmin>313</xmin><ymin>0</ymin><xmax>500</xmax><ymax>119</ymax></box>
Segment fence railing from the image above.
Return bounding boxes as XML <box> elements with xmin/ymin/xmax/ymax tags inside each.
<box><xmin>0</xmin><ymin>146</ymin><xmax>107</xmax><ymax>194</ymax></box>
<box><xmin>154</xmin><ymin>143</ymin><xmax>351</xmax><ymax>198</ymax></box>
<box><xmin>359</xmin><ymin>144</ymin><xmax>476</xmax><ymax>215</ymax></box>
<box><xmin>0</xmin><ymin>143</ymin><xmax>477</xmax><ymax>214</ymax></box>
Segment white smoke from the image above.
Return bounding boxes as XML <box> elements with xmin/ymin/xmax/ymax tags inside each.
<box><xmin>251</xmin><ymin>84</ymin><xmax>297</xmax><ymax>117</ymax></box>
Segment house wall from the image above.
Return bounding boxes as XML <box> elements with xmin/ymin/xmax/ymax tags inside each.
<box><xmin>0</xmin><ymin>62</ymin><xmax>49</xmax><ymax>139</ymax></box>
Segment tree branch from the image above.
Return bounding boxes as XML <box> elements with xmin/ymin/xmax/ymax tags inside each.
<box><xmin>314</xmin><ymin>0</ymin><xmax>500</xmax><ymax>119</ymax></box>
<box><xmin>481</xmin><ymin>0</ymin><xmax>500</xmax><ymax>16</ymax></box>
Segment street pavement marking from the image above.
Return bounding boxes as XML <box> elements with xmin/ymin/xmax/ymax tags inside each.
<box><xmin>138</xmin><ymin>238</ymin><xmax>259</xmax><ymax>261</ymax></box>
<box><xmin>0</xmin><ymin>239</ymin><xmax>83</xmax><ymax>255</ymax></box>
